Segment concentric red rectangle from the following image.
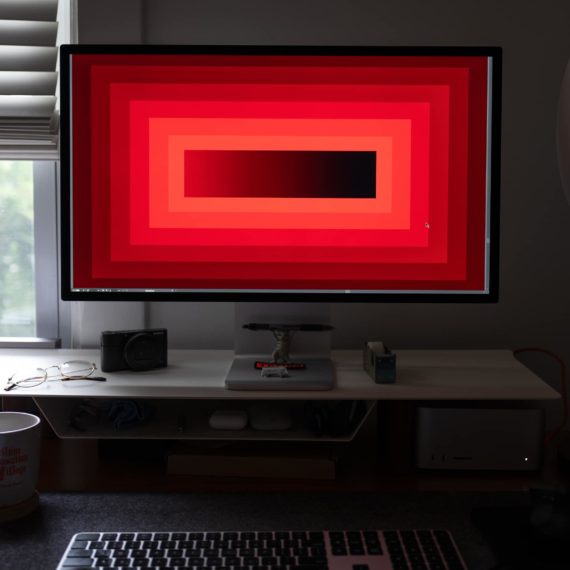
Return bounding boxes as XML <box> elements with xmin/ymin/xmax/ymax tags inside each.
<box><xmin>68</xmin><ymin>52</ymin><xmax>490</xmax><ymax>293</ymax></box>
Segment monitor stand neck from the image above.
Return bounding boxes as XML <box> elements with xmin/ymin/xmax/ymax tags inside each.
<box><xmin>226</xmin><ymin>302</ymin><xmax>334</xmax><ymax>391</ymax></box>
<box><xmin>234</xmin><ymin>302</ymin><xmax>332</xmax><ymax>357</ymax></box>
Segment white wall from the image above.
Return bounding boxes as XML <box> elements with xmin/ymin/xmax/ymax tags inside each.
<box><xmin>73</xmin><ymin>0</ymin><xmax>570</xmax><ymax>396</ymax></box>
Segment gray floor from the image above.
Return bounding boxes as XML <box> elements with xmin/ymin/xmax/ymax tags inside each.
<box><xmin>0</xmin><ymin>490</ymin><xmax>520</xmax><ymax>570</ymax></box>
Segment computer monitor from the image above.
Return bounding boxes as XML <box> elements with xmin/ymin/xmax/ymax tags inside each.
<box><xmin>59</xmin><ymin>45</ymin><xmax>501</xmax><ymax>304</ymax></box>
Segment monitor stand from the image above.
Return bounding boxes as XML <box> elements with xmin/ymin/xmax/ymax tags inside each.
<box><xmin>225</xmin><ymin>303</ymin><xmax>335</xmax><ymax>391</ymax></box>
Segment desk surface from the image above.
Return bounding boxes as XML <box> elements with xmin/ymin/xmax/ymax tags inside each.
<box><xmin>0</xmin><ymin>490</ymin><xmax>519</xmax><ymax>570</ymax></box>
<box><xmin>0</xmin><ymin>348</ymin><xmax>560</xmax><ymax>400</ymax></box>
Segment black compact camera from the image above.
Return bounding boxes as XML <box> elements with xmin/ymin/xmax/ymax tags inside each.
<box><xmin>100</xmin><ymin>328</ymin><xmax>168</xmax><ymax>372</ymax></box>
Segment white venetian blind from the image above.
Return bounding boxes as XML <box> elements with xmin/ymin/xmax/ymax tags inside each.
<box><xmin>0</xmin><ymin>0</ymin><xmax>60</xmax><ymax>159</ymax></box>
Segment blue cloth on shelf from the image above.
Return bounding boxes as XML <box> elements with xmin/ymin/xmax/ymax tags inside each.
<box><xmin>106</xmin><ymin>399</ymin><xmax>153</xmax><ymax>431</ymax></box>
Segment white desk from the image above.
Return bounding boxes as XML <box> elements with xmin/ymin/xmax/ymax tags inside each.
<box><xmin>1</xmin><ymin>348</ymin><xmax>559</xmax><ymax>441</ymax></box>
<box><xmin>0</xmin><ymin>348</ymin><xmax>559</xmax><ymax>400</ymax></box>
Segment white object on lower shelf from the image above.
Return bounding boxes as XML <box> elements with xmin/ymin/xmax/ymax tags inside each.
<box><xmin>208</xmin><ymin>409</ymin><xmax>248</xmax><ymax>430</ymax></box>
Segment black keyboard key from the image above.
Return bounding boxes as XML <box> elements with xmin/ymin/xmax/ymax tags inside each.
<box><xmin>426</xmin><ymin>552</ymin><xmax>445</xmax><ymax>569</ymax></box>
<box><xmin>148</xmin><ymin>547</ymin><xmax>164</xmax><ymax>556</ymax></box>
<box><xmin>349</xmin><ymin>544</ymin><xmax>366</xmax><ymax>555</ymax></box>
<box><xmin>62</xmin><ymin>560</ymin><xmax>95</xmax><ymax>567</ymax></box>
<box><xmin>169</xmin><ymin>548</ymin><xmax>185</xmax><ymax>557</ymax></box>
<box><xmin>203</xmin><ymin>548</ymin><xmax>219</xmax><ymax>557</ymax></box>
<box><xmin>239</xmin><ymin>548</ymin><xmax>256</xmax><ymax>557</ymax></box>
<box><xmin>257</xmin><ymin>547</ymin><xmax>272</xmax><ymax>556</ymax></box>
<box><xmin>69</xmin><ymin>544</ymin><xmax>89</xmax><ymax>551</ymax></box>
<box><xmin>76</xmin><ymin>534</ymin><xmax>100</xmax><ymax>541</ymax></box>
<box><xmin>66</xmin><ymin>552</ymin><xmax>92</xmax><ymax>559</ymax></box>
<box><xmin>93</xmin><ymin>549</ymin><xmax>113</xmax><ymax>557</ymax></box>
<box><xmin>220</xmin><ymin>547</ymin><xmax>236</xmax><ymax>557</ymax></box>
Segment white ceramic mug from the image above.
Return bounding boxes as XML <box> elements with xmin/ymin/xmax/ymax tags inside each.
<box><xmin>0</xmin><ymin>412</ymin><xmax>41</xmax><ymax>508</ymax></box>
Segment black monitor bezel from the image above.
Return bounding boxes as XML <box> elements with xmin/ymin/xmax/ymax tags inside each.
<box><xmin>60</xmin><ymin>44</ymin><xmax>501</xmax><ymax>303</ymax></box>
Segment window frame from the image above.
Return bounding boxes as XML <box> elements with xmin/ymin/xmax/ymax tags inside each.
<box><xmin>0</xmin><ymin>160</ymin><xmax>69</xmax><ymax>348</ymax></box>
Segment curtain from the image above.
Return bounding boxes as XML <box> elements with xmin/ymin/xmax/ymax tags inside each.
<box><xmin>0</xmin><ymin>0</ymin><xmax>63</xmax><ymax>159</ymax></box>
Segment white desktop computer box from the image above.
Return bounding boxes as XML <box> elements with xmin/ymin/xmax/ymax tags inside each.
<box><xmin>415</xmin><ymin>407</ymin><xmax>544</xmax><ymax>470</ymax></box>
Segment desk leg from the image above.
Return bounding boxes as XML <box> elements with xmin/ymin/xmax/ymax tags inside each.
<box><xmin>376</xmin><ymin>401</ymin><xmax>417</xmax><ymax>474</ymax></box>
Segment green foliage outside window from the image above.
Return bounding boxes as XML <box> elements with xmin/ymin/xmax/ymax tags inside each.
<box><xmin>0</xmin><ymin>161</ymin><xmax>36</xmax><ymax>337</ymax></box>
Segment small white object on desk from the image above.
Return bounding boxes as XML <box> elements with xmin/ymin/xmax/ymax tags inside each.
<box><xmin>260</xmin><ymin>366</ymin><xmax>289</xmax><ymax>378</ymax></box>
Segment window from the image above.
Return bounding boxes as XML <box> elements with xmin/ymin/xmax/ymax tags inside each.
<box><xmin>0</xmin><ymin>160</ymin><xmax>64</xmax><ymax>346</ymax></box>
<box><xmin>0</xmin><ymin>160</ymin><xmax>35</xmax><ymax>336</ymax></box>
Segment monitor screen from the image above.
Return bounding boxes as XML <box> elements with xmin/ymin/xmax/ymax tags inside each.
<box><xmin>60</xmin><ymin>45</ymin><xmax>501</xmax><ymax>302</ymax></box>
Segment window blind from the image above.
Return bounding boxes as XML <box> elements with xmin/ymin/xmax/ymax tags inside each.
<box><xmin>0</xmin><ymin>0</ymin><xmax>60</xmax><ymax>159</ymax></box>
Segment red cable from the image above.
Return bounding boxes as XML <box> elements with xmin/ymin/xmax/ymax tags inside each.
<box><xmin>513</xmin><ymin>347</ymin><xmax>568</xmax><ymax>445</ymax></box>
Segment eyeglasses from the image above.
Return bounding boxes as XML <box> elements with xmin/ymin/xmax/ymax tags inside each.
<box><xmin>4</xmin><ymin>360</ymin><xmax>106</xmax><ymax>392</ymax></box>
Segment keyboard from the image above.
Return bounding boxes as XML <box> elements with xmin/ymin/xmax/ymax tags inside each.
<box><xmin>56</xmin><ymin>529</ymin><xmax>468</xmax><ymax>569</ymax></box>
